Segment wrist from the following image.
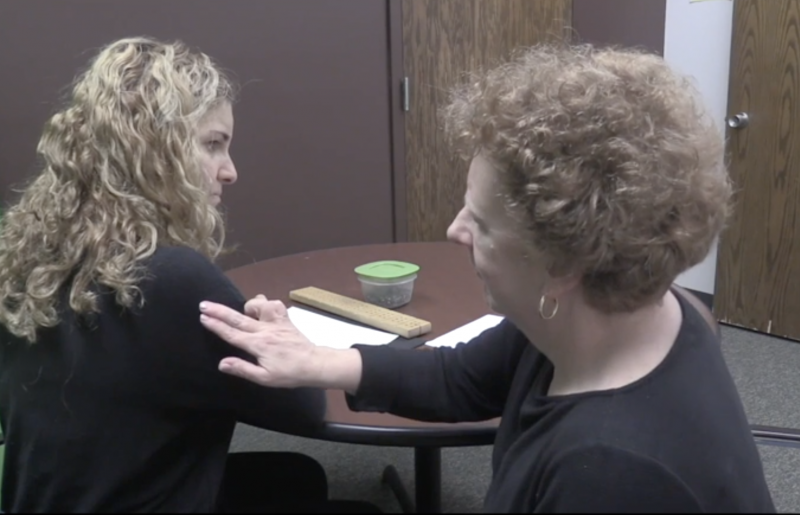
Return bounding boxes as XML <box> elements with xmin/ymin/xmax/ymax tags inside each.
<box><xmin>309</xmin><ymin>346</ymin><xmax>363</xmax><ymax>394</ymax></box>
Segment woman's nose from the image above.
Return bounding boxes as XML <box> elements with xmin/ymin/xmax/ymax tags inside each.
<box><xmin>447</xmin><ymin>208</ymin><xmax>472</xmax><ymax>246</ymax></box>
<box><xmin>219</xmin><ymin>159</ymin><xmax>237</xmax><ymax>185</ymax></box>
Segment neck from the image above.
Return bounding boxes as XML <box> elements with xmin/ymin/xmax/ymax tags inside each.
<box><xmin>514</xmin><ymin>290</ymin><xmax>683</xmax><ymax>396</ymax></box>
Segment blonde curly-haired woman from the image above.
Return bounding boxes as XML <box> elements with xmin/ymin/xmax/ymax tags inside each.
<box><xmin>0</xmin><ymin>37</ymin><xmax>378</xmax><ymax>514</ymax></box>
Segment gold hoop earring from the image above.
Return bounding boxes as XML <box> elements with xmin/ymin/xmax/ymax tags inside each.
<box><xmin>539</xmin><ymin>295</ymin><xmax>559</xmax><ymax>320</ymax></box>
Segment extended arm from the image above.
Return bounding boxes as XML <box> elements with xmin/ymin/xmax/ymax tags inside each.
<box><xmin>201</xmin><ymin>293</ymin><xmax>529</xmax><ymax>424</ymax></box>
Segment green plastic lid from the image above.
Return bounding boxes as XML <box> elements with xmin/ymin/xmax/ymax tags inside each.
<box><xmin>354</xmin><ymin>260</ymin><xmax>420</xmax><ymax>280</ymax></box>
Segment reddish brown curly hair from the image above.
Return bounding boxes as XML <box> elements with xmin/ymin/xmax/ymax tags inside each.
<box><xmin>443</xmin><ymin>44</ymin><xmax>731</xmax><ymax>312</ymax></box>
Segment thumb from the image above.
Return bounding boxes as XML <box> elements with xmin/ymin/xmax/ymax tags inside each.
<box><xmin>244</xmin><ymin>295</ymin><xmax>269</xmax><ymax>319</ymax></box>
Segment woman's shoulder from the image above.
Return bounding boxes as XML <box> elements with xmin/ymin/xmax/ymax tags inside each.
<box><xmin>143</xmin><ymin>246</ymin><xmax>228</xmax><ymax>286</ymax></box>
<box><xmin>139</xmin><ymin>245</ymin><xmax>243</xmax><ymax>308</ymax></box>
<box><xmin>147</xmin><ymin>245</ymin><xmax>217</xmax><ymax>272</ymax></box>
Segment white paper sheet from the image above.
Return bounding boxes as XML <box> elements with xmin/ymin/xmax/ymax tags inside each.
<box><xmin>287</xmin><ymin>306</ymin><xmax>398</xmax><ymax>350</ymax></box>
<box><xmin>426</xmin><ymin>314</ymin><xmax>505</xmax><ymax>348</ymax></box>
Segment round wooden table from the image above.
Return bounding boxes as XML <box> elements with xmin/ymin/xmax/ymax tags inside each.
<box><xmin>225</xmin><ymin>242</ymin><xmax>501</xmax><ymax>513</ymax></box>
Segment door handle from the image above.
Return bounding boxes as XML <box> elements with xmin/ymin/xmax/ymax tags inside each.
<box><xmin>726</xmin><ymin>112</ymin><xmax>749</xmax><ymax>129</ymax></box>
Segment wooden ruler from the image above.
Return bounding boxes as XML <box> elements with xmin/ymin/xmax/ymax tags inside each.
<box><xmin>289</xmin><ymin>286</ymin><xmax>432</xmax><ymax>338</ymax></box>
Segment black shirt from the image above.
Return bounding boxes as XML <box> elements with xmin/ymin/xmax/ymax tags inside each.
<box><xmin>0</xmin><ymin>246</ymin><xmax>325</xmax><ymax>513</ymax></box>
<box><xmin>348</xmin><ymin>291</ymin><xmax>775</xmax><ymax>512</ymax></box>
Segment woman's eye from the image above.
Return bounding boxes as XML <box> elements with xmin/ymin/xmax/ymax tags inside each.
<box><xmin>206</xmin><ymin>140</ymin><xmax>220</xmax><ymax>151</ymax></box>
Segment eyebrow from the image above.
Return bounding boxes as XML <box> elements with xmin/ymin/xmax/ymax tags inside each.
<box><xmin>209</xmin><ymin>130</ymin><xmax>231</xmax><ymax>141</ymax></box>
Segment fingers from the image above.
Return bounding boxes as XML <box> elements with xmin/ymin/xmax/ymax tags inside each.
<box><xmin>243</xmin><ymin>297</ymin><xmax>288</xmax><ymax>321</ymax></box>
<box><xmin>199</xmin><ymin>301</ymin><xmax>261</xmax><ymax>332</ymax></box>
<box><xmin>199</xmin><ymin>313</ymin><xmax>255</xmax><ymax>353</ymax></box>
<box><xmin>219</xmin><ymin>357</ymin><xmax>274</xmax><ymax>386</ymax></box>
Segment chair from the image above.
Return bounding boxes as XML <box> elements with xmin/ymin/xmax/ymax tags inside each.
<box><xmin>674</xmin><ymin>286</ymin><xmax>800</xmax><ymax>449</ymax></box>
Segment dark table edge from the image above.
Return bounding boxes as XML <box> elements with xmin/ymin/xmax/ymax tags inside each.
<box><xmin>259</xmin><ymin>422</ymin><xmax>497</xmax><ymax>448</ymax></box>
<box><xmin>316</xmin><ymin>422</ymin><xmax>497</xmax><ymax>447</ymax></box>
<box><xmin>248</xmin><ymin>424</ymin><xmax>800</xmax><ymax>450</ymax></box>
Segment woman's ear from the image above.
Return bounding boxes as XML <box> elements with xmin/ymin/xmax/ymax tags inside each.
<box><xmin>543</xmin><ymin>263</ymin><xmax>582</xmax><ymax>299</ymax></box>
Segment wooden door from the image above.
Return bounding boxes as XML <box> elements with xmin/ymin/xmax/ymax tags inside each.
<box><xmin>715</xmin><ymin>0</ymin><xmax>800</xmax><ymax>340</ymax></box>
<box><xmin>402</xmin><ymin>0</ymin><xmax>572</xmax><ymax>242</ymax></box>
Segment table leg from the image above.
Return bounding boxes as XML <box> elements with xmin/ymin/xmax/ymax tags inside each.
<box><xmin>415</xmin><ymin>447</ymin><xmax>442</xmax><ymax>513</ymax></box>
<box><xmin>381</xmin><ymin>447</ymin><xmax>443</xmax><ymax>513</ymax></box>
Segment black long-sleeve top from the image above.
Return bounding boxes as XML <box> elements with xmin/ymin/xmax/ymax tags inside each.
<box><xmin>347</xmin><ymin>291</ymin><xmax>775</xmax><ymax>512</ymax></box>
<box><xmin>0</xmin><ymin>246</ymin><xmax>325</xmax><ymax>512</ymax></box>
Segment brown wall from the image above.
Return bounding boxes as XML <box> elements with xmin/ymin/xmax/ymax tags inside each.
<box><xmin>0</xmin><ymin>0</ymin><xmax>396</xmax><ymax>270</ymax></box>
<box><xmin>0</xmin><ymin>0</ymin><xmax>668</xmax><ymax>270</ymax></box>
<box><xmin>572</xmin><ymin>0</ymin><xmax>666</xmax><ymax>55</ymax></box>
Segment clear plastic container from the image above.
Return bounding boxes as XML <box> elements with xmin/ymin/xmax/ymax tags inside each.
<box><xmin>354</xmin><ymin>260</ymin><xmax>420</xmax><ymax>309</ymax></box>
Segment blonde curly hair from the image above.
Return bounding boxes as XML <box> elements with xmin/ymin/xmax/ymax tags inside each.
<box><xmin>443</xmin><ymin>44</ymin><xmax>731</xmax><ymax>312</ymax></box>
<box><xmin>0</xmin><ymin>36</ymin><xmax>235</xmax><ymax>343</ymax></box>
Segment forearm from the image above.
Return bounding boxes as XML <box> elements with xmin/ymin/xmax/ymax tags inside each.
<box><xmin>345</xmin><ymin>344</ymin><xmax>504</xmax><ymax>423</ymax></box>
<box><xmin>309</xmin><ymin>346</ymin><xmax>363</xmax><ymax>395</ymax></box>
<box><xmin>306</xmin><ymin>320</ymin><xmax>523</xmax><ymax>423</ymax></box>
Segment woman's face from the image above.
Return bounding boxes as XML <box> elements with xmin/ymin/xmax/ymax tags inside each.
<box><xmin>447</xmin><ymin>154</ymin><xmax>550</xmax><ymax>319</ymax></box>
<box><xmin>197</xmin><ymin>102</ymin><xmax>237</xmax><ymax>206</ymax></box>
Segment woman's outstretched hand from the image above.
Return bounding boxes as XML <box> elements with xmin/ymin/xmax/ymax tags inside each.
<box><xmin>200</xmin><ymin>295</ymin><xmax>364</xmax><ymax>393</ymax></box>
<box><xmin>200</xmin><ymin>295</ymin><xmax>320</xmax><ymax>388</ymax></box>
